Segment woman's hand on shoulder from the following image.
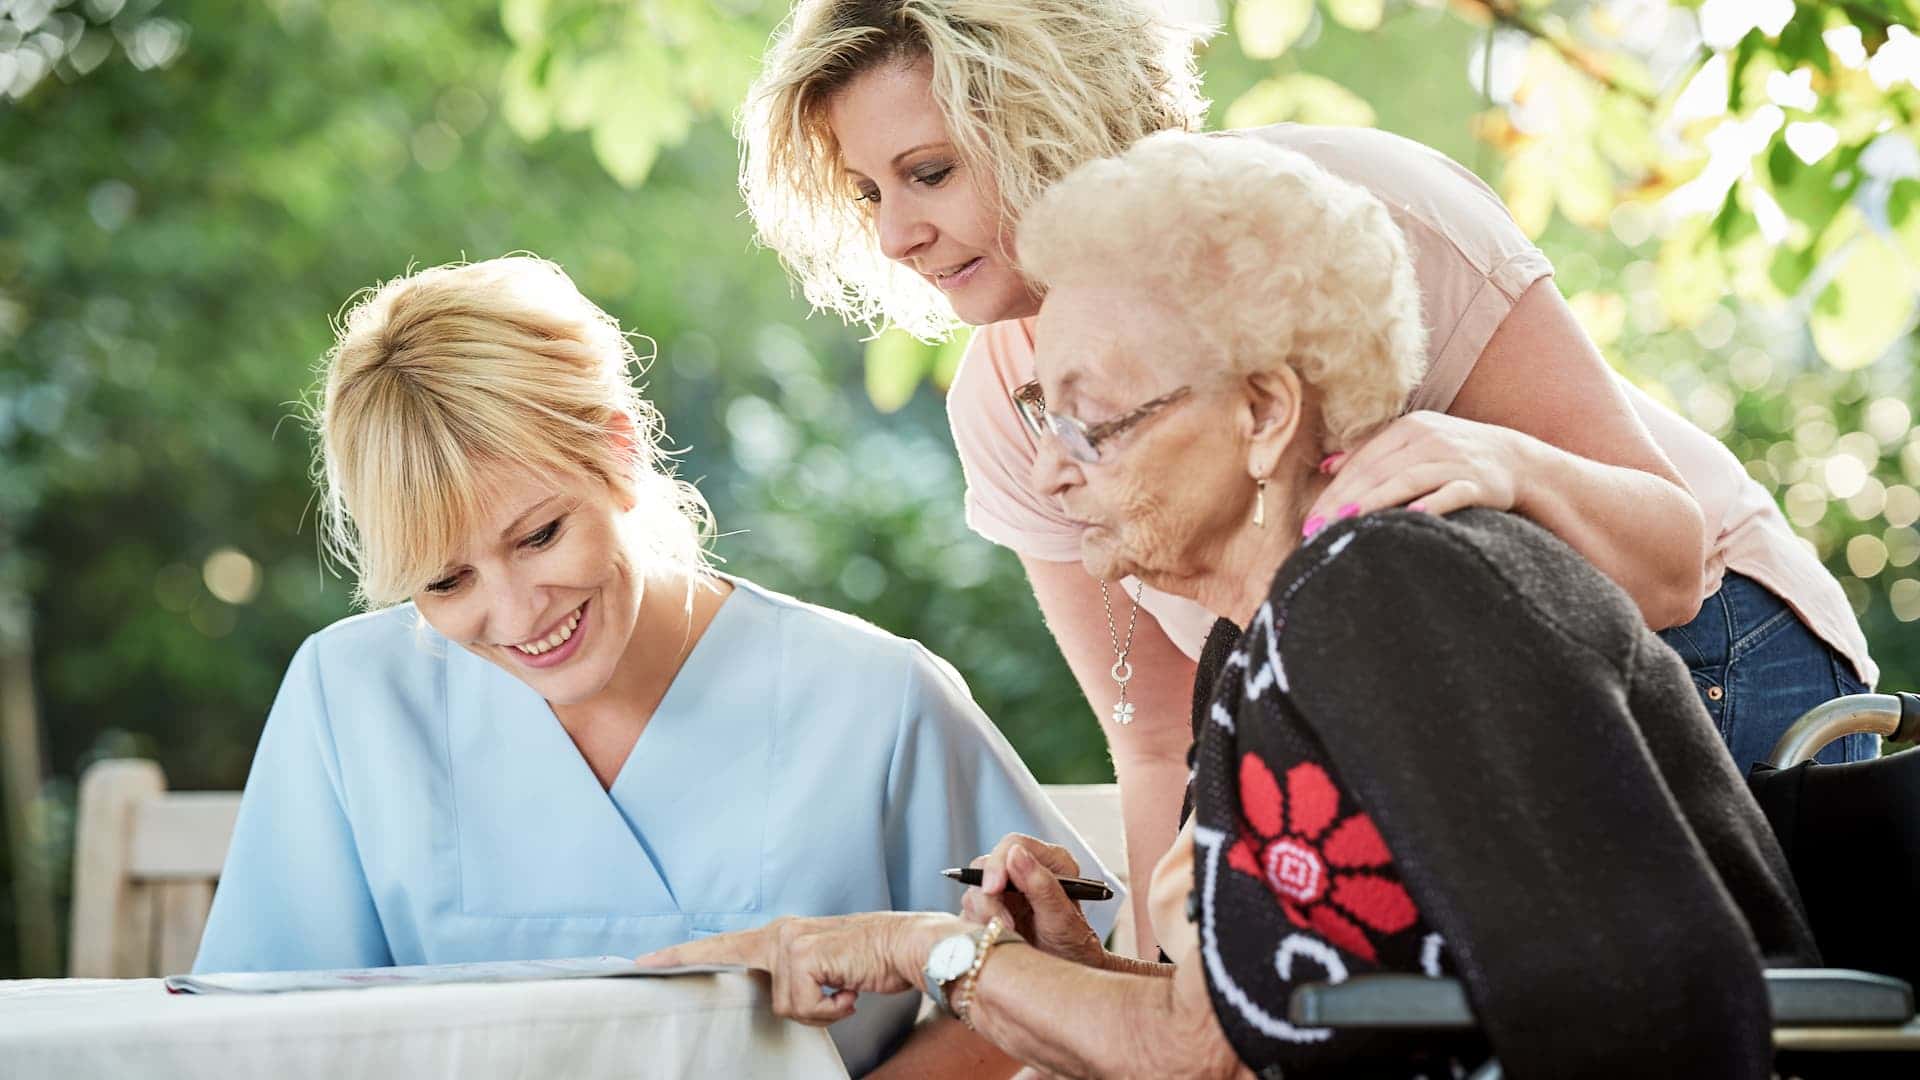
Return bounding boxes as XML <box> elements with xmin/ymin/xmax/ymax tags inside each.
<box><xmin>962</xmin><ymin>833</ymin><xmax>1108</xmax><ymax>969</ymax></box>
<box><xmin>1306</xmin><ymin>410</ymin><xmax>1529</xmax><ymax>529</ymax></box>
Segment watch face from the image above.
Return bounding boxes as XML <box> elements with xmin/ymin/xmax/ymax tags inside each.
<box><xmin>928</xmin><ymin>934</ymin><xmax>975</xmax><ymax>980</ymax></box>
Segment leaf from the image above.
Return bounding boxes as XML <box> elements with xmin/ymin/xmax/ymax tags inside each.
<box><xmin>500</xmin><ymin>0</ymin><xmax>550</xmax><ymax>46</ymax></box>
<box><xmin>554</xmin><ymin>54</ymin><xmax>623</xmax><ymax>129</ymax></box>
<box><xmin>864</xmin><ymin>329</ymin><xmax>929</xmax><ymax>413</ymax></box>
<box><xmin>1766</xmin><ymin>139</ymin><xmax>1798</xmax><ymax>188</ymax></box>
<box><xmin>1810</xmin><ymin>229</ymin><xmax>1916</xmax><ymax>371</ymax></box>
<box><xmin>1769</xmin><ymin>139</ymin><xmax>1860</xmax><ymax>227</ymax></box>
<box><xmin>582</xmin><ymin>46</ymin><xmax>690</xmax><ymax>187</ymax></box>
<box><xmin>1324</xmin><ymin>0</ymin><xmax>1383</xmax><ymax>32</ymax></box>
<box><xmin>1891</xmin><ymin>178</ymin><xmax>1920</xmax><ymax>228</ymax></box>
<box><xmin>1710</xmin><ymin>187</ymin><xmax>1756</xmax><ymax>248</ymax></box>
<box><xmin>1774</xmin><ymin>8</ymin><xmax>1827</xmax><ymax>73</ymax></box>
<box><xmin>499</xmin><ymin>47</ymin><xmax>553</xmax><ymax>140</ymax></box>
<box><xmin>588</xmin><ymin>84</ymin><xmax>690</xmax><ymax>186</ymax></box>
<box><xmin>591</xmin><ymin>119</ymin><xmax>661</xmax><ymax>188</ymax></box>
<box><xmin>1768</xmin><ymin>243</ymin><xmax>1815</xmax><ymax>295</ymax></box>
<box><xmin>1234</xmin><ymin>0</ymin><xmax>1315</xmax><ymax>60</ymax></box>
<box><xmin>1728</xmin><ymin>35</ymin><xmax>1759</xmax><ymax>113</ymax></box>
<box><xmin>1222</xmin><ymin>73</ymin><xmax>1375</xmax><ymax>130</ymax></box>
<box><xmin>1891</xmin><ymin>179</ymin><xmax>1920</xmax><ymax>265</ymax></box>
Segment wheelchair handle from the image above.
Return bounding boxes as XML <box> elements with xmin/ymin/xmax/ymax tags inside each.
<box><xmin>1766</xmin><ymin>692</ymin><xmax>1920</xmax><ymax>768</ymax></box>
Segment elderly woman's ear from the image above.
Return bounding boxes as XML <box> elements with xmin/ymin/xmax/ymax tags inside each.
<box><xmin>1240</xmin><ymin>366</ymin><xmax>1312</xmax><ymax>482</ymax></box>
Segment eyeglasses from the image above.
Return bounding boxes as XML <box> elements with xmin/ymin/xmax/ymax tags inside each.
<box><xmin>1010</xmin><ymin>380</ymin><xmax>1193</xmax><ymax>464</ymax></box>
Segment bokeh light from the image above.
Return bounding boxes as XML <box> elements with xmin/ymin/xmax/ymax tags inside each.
<box><xmin>1784</xmin><ymin>482</ymin><xmax>1829</xmax><ymax>528</ymax></box>
<box><xmin>1846</xmin><ymin>476</ymin><xmax>1887</xmax><ymax>521</ymax></box>
<box><xmin>1727</xmin><ymin>347</ymin><xmax>1773</xmax><ymax>392</ymax></box>
<box><xmin>202</xmin><ymin>547</ymin><xmax>261</xmax><ymax>605</ymax></box>
<box><xmin>1823</xmin><ymin>454</ymin><xmax>1868</xmax><ymax>500</ymax></box>
<box><xmin>1890</xmin><ymin>578</ymin><xmax>1920</xmax><ymax>623</ymax></box>
<box><xmin>1846</xmin><ymin>533</ymin><xmax>1889</xmax><ymax>578</ymax></box>
<box><xmin>1686</xmin><ymin>383</ymin><xmax>1734</xmax><ymax>435</ymax></box>
<box><xmin>1794</xmin><ymin>416</ymin><xmax>1838</xmax><ymax>456</ymax></box>
<box><xmin>1885</xmin><ymin>485</ymin><xmax>1920</xmax><ymax>528</ymax></box>
<box><xmin>1888</xmin><ymin>527</ymin><xmax>1920</xmax><ymax>569</ymax></box>
<box><xmin>1866</xmin><ymin>397</ymin><xmax>1913</xmax><ymax>445</ymax></box>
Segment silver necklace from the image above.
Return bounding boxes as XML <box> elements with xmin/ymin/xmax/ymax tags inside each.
<box><xmin>1100</xmin><ymin>579</ymin><xmax>1144</xmax><ymax>725</ymax></box>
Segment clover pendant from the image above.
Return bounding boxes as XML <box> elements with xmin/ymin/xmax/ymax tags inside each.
<box><xmin>1111</xmin><ymin>700</ymin><xmax>1136</xmax><ymax>725</ymax></box>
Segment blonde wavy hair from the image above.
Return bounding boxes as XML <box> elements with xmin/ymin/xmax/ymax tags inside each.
<box><xmin>1018</xmin><ymin>131</ymin><xmax>1428</xmax><ymax>451</ymax></box>
<box><xmin>742</xmin><ymin>0</ymin><xmax>1209</xmax><ymax>339</ymax></box>
<box><xmin>315</xmin><ymin>256</ymin><xmax>713</xmax><ymax>609</ymax></box>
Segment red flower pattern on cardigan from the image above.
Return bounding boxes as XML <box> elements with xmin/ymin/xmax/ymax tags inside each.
<box><xmin>1225</xmin><ymin>753</ymin><xmax>1419</xmax><ymax>963</ymax></box>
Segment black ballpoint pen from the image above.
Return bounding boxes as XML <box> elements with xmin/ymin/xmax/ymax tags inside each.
<box><xmin>942</xmin><ymin>866</ymin><xmax>1115</xmax><ymax>902</ymax></box>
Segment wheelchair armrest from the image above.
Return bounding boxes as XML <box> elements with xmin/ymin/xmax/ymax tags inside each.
<box><xmin>1287</xmin><ymin>975</ymin><xmax>1473</xmax><ymax>1029</ymax></box>
<box><xmin>1769</xmin><ymin>969</ymin><xmax>1915</xmax><ymax>1025</ymax></box>
<box><xmin>1288</xmin><ymin>969</ymin><xmax>1915</xmax><ymax>1030</ymax></box>
<box><xmin>1768</xmin><ymin>693</ymin><xmax>1920</xmax><ymax>767</ymax></box>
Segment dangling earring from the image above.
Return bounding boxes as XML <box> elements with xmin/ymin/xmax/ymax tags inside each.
<box><xmin>1253</xmin><ymin>479</ymin><xmax>1268</xmax><ymax>528</ymax></box>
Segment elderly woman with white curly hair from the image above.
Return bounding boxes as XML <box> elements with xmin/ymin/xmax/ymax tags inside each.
<box><xmin>647</xmin><ymin>132</ymin><xmax>1820</xmax><ymax>1078</ymax></box>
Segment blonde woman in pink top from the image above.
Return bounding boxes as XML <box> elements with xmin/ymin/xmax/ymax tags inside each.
<box><xmin>742</xmin><ymin>0</ymin><xmax>1877</xmax><ymax>959</ymax></box>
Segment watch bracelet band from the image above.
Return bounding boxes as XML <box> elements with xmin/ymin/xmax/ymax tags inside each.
<box><xmin>924</xmin><ymin>918</ymin><xmax>993</xmax><ymax>1018</ymax></box>
<box><xmin>955</xmin><ymin>916</ymin><xmax>1010</xmax><ymax>1030</ymax></box>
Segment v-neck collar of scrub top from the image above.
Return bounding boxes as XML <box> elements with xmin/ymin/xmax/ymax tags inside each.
<box><xmin>441</xmin><ymin>576</ymin><xmax>776</xmax><ymax>919</ymax></box>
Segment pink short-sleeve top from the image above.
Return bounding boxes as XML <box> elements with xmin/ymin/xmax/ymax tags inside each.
<box><xmin>947</xmin><ymin>122</ymin><xmax>1876</xmax><ymax>684</ymax></box>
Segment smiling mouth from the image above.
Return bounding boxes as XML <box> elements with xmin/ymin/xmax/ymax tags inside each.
<box><xmin>510</xmin><ymin>602</ymin><xmax>585</xmax><ymax>656</ymax></box>
<box><xmin>929</xmin><ymin>257</ymin><xmax>983</xmax><ymax>288</ymax></box>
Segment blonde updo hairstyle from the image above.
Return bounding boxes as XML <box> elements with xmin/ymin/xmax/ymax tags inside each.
<box><xmin>742</xmin><ymin>0</ymin><xmax>1210</xmax><ymax>339</ymax></box>
<box><xmin>1017</xmin><ymin>132</ymin><xmax>1429</xmax><ymax>453</ymax></box>
<box><xmin>316</xmin><ymin>256</ymin><xmax>713</xmax><ymax>609</ymax></box>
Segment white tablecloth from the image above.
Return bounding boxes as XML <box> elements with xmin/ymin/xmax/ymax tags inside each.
<box><xmin>0</xmin><ymin>971</ymin><xmax>848</xmax><ymax>1079</ymax></box>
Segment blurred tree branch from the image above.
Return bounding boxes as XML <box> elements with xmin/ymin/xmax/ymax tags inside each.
<box><xmin>1452</xmin><ymin>0</ymin><xmax>1659</xmax><ymax>107</ymax></box>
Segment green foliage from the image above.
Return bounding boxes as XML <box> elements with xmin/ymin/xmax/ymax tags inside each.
<box><xmin>0</xmin><ymin>0</ymin><xmax>1093</xmax><ymax>976</ymax></box>
<box><xmin>498</xmin><ymin>0</ymin><xmax>769</xmax><ymax>186</ymax></box>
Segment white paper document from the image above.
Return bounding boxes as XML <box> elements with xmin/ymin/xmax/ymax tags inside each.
<box><xmin>163</xmin><ymin>956</ymin><xmax>742</xmax><ymax>995</ymax></box>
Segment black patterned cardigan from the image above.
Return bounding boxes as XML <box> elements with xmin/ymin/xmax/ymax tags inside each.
<box><xmin>1189</xmin><ymin>508</ymin><xmax>1819</xmax><ymax>1079</ymax></box>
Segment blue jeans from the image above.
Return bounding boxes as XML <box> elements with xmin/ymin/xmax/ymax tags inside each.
<box><xmin>1657</xmin><ymin>571</ymin><xmax>1876</xmax><ymax>773</ymax></box>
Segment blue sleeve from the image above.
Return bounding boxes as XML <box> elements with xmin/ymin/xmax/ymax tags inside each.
<box><xmin>881</xmin><ymin>646</ymin><xmax>1125</xmax><ymax>939</ymax></box>
<box><xmin>193</xmin><ymin>637</ymin><xmax>391</xmax><ymax>973</ymax></box>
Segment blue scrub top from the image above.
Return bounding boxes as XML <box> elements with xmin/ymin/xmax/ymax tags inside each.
<box><xmin>195</xmin><ymin>576</ymin><xmax>1121</xmax><ymax>1075</ymax></box>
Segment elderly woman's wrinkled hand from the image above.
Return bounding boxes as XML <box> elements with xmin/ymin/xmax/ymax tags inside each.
<box><xmin>961</xmin><ymin>833</ymin><xmax>1106</xmax><ymax>968</ymax></box>
<box><xmin>1306</xmin><ymin>411</ymin><xmax>1524</xmax><ymax>533</ymax></box>
<box><xmin>635</xmin><ymin>911</ymin><xmax>965</xmax><ymax>1025</ymax></box>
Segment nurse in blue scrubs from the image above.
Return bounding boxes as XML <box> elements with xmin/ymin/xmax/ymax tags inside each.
<box><xmin>193</xmin><ymin>256</ymin><xmax>1118</xmax><ymax>1078</ymax></box>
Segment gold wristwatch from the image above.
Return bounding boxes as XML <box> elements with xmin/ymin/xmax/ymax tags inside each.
<box><xmin>922</xmin><ymin>916</ymin><xmax>1019</xmax><ymax>1020</ymax></box>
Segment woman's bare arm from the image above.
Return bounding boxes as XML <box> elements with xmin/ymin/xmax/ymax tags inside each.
<box><xmin>1307</xmin><ymin>278</ymin><xmax>1709</xmax><ymax>629</ymax></box>
<box><xmin>1453</xmin><ymin>279</ymin><xmax>1707</xmax><ymax>627</ymax></box>
<box><xmin>642</xmin><ymin>912</ymin><xmax>1242</xmax><ymax>1078</ymax></box>
<box><xmin>1022</xmin><ymin>554</ymin><xmax>1200</xmax><ymax>959</ymax></box>
<box><xmin>968</xmin><ymin>944</ymin><xmax>1249</xmax><ymax>1080</ymax></box>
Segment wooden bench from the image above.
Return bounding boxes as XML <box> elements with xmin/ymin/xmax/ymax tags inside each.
<box><xmin>67</xmin><ymin>759</ymin><xmax>1133</xmax><ymax>976</ymax></box>
<box><xmin>68</xmin><ymin>760</ymin><xmax>238</xmax><ymax>977</ymax></box>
